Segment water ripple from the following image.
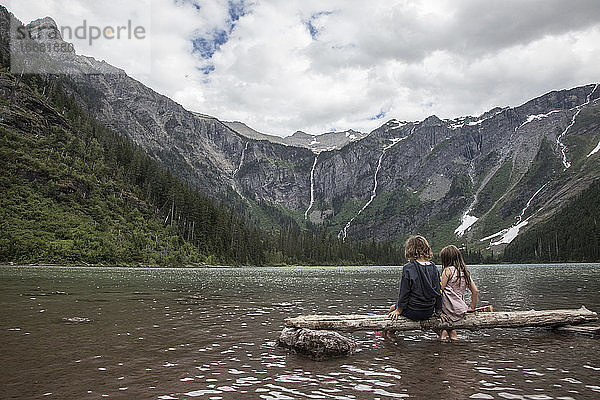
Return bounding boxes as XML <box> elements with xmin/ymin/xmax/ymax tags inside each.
<box><xmin>1</xmin><ymin>264</ymin><xmax>599</xmax><ymax>399</ymax></box>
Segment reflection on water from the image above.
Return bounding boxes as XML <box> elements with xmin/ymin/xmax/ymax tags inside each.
<box><xmin>1</xmin><ymin>264</ymin><xmax>599</xmax><ymax>399</ymax></box>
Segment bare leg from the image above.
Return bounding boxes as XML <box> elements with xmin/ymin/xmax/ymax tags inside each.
<box><xmin>449</xmin><ymin>329</ymin><xmax>458</xmax><ymax>341</ymax></box>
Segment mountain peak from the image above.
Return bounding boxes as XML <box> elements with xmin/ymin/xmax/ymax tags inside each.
<box><xmin>291</xmin><ymin>131</ymin><xmax>312</xmax><ymax>139</ymax></box>
<box><xmin>26</xmin><ymin>17</ymin><xmax>63</xmax><ymax>42</ymax></box>
<box><xmin>422</xmin><ymin>115</ymin><xmax>443</xmax><ymax>126</ymax></box>
<box><xmin>29</xmin><ymin>16</ymin><xmax>58</xmax><ymax>28</ymax></box>
<box><xmin>480</xmin><ymin>107</ymin><xmax>508</xmax><ymax>120</ymax></box>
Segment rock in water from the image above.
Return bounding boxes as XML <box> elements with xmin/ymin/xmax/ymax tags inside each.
<box><xmin>277</xmin><ymin>327</ymin><xmax>356</xmax><ymax>359</ymax></box>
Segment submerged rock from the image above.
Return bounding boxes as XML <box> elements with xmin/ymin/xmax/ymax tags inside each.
<box><xmin>277</xmin><ymin>327</ymin><xmax>356</xmax><ymax>360</ymax></box>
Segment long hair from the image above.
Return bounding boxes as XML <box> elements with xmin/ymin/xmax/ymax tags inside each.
<box><xmin>404</xmin><ymin>235</ymin><xmax>433</xmax><ymax>261</ymax></box>
<box><xmin>440</xmin><ymin>245</ymin><xmax>471</xmax><ymax>284</ymax></box>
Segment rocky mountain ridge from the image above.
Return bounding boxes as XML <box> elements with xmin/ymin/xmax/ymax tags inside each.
<box><xmin>223</xmin><ymin>121</ymin><xmax>367</xmax><ymax>153</ymax></box>
<box><xmin>2</xmin><ymin>5</ymin><xmax>599</xmax><ymax>254</ymax></box>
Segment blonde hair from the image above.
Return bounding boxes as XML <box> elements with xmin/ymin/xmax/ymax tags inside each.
<box><xmin>440</xmin><ymin>245</ymin><xmax>471</xmax><ymax>284</ymax></box>
<box><xmin>404</xmin><ymin>235</ymin><xmax>433</xmax><ymax>261</ymax></box>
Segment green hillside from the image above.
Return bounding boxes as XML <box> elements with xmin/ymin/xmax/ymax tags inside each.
<box><xmin>504</xmin><ymin>181</ymin><xmax>600</xmax><ymax>263</ymax></box>
<box><xmin>0</xmin><ymin>69</ymin><xmax>403</xmax><ymax>266</ymax></box>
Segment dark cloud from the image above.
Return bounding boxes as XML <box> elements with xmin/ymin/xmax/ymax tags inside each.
<box><xmin>449</xmin><ymin>0</ymin><xmax>600</xmax><ymax>56</ymax></box>
<box><xmin>309</xmin><ymin>0</ymin><xmax>600</xmax><ymax>67</ymax></box>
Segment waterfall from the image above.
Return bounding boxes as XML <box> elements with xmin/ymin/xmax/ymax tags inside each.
<box><xmin>338</xmin><ymin>134</ymin><xmax>409</xmax><ymax>240</ymax></box>
<box><xmin>304</xmin><ymin>155</ymin><xmax>318</xmax><ymax>220</ymax></box>
<box><xmin>455</xmin><ymin>161</ymin><xmax>505</xmax><ymax>237</ymax></box>
<box><xmin>556</xmin><ymin>83</ymin><xmax>598</xmax><ymax>169</ymax></box>
<box><xmin>516</xmin><ymin>183</ymin><xmax>548</xmax><ymax>224</ymax></box>
<box><xmin>480</xmin><ymin>183</ymin><xmax>549</xmax><ymax>246</ymax></box>
<box><xmin>234</xmin><ymin>142</ymin><xmax>249</xmax><ymax>177</ymax></box>
<box><xmin>231</xmin><ymin>142</ymin><xmax>250</xmax><ymax>201</ymax></box>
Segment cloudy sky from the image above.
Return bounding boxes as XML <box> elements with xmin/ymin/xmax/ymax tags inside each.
<box><xmin>8</xmin><ymin>0</ymin><xmax>600</xmax><ymax>136</ymax></box>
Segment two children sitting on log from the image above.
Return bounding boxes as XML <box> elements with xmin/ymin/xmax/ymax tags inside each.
<box><xmin>387</xmin><ymin>235</ymin><xmax>479</xmax><ymax>341</ymax></box>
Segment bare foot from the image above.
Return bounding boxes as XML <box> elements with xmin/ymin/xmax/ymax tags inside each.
<box><xmin>449</xmin><ymin>330</ymin><xmax>458</xmax><ymax>341</ymax></box>
<box><xmin>440</xmin><ymin>330</ymin><xmax>448</xmax><ymax>342</ymax></box>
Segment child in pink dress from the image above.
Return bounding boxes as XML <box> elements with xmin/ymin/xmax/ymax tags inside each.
<box><xmin>440</xmin><ymin>245</ymin><xmax>479</xmax><ymax>341</ymax></box>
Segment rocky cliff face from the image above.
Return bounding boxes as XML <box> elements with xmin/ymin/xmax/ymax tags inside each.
<box><xmin>3</xmin><ymin>5</ymin><xmax>600</xmax><ymax>251</ymax></box>
<box><xmin>230</xmin><ymin>82</ymin><xmax>600</xmax><ymax>251</ymax></box>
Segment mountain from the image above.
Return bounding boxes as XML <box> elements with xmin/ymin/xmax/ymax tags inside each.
<box><xmin>284</xmin><ymin>129</ymin><xmax>367</xmax><ymax>153</ymax></box>
<box><xmin>223</xmin><ymin>121</ymin><xmax>367</xmax><ymax>153</ymax></box>
<box><xmin>222</xmin><ymin>120</ymin><xmax>286</xmax><ymax>144</ymax></box>
<box><xmin>0</xmin><ymin>71</ymin><xmax>257</xmax><ymax>265</ymax></box>
<box><xmin>2</xmin><ymin>5</ymin><xmax>599</xmax><ymax>262</ymax></box>
<box><xmin>0</xmin><ymin>57</ymin><xmax>403</xmax><ymax>266</ymax></box>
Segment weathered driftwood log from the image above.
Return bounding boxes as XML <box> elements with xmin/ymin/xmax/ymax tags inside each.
<box><xmin>285</xmin><ymin>306</ymin><xmax>597</xmax><ymax>333</ymax></box>
<box><xmin>279</xmin><ymin>307</ymin><xmax>597</xmax><ymax>359</ymax></box>
<box><xmin>277</xmin><ymin>327</ymin><xmax>357</xmax><ymax>359</ymax></box>
<box><xmin>555</xmin><ymin>325</ymin><xmax>600</xmax><ymax>335</ymax></box>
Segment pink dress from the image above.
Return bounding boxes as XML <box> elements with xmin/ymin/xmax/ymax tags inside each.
<box><xmin>442</xmin><ymin>266</ymin><xmax>468</xmax><ymax>322</ymax></box>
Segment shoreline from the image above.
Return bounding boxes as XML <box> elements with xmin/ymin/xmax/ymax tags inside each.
<box><xmin>1</xmin><ymin>262</ymin><xmax>599</xmax><ymax>269</ymax></box>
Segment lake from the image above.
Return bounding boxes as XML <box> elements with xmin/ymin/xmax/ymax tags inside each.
<box><xmin>1</xmin><ymin>264</ymin><xmax>599</xmax><ymax>399</ymax></box>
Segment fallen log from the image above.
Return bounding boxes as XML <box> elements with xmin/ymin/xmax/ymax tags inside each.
<box><xmin>279</xmin><ymin>307</ymin><xmax>597</xmax><ymax>359</ymax></box>
<box><xmin>285</xmin><ymin>306</ymin><xmax>597</xmax><ymax>333</ymax></box>
<box><xmin>555</xmin><ymin>325</ymin><xmax>600</xmax><ymax>335</ymax></box>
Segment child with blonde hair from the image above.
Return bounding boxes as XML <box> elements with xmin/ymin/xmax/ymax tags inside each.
<box><xmin>388</xmin><ymin>235</ymin><xmax>443</xmax><ymax>321</ymax></box>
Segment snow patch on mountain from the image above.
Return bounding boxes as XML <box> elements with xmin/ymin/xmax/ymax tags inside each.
<box><xmin>588</xmin><ymin>140</ymin><xmax>600</xmax><ymax>157</ymax></box>
<box><xmin>467</xmin><ymin>119</ymin><xmax>485</xmax><ymax>126</ymax></box>
<box><xmin>455</xmin><ymin>163</ymin><xmax>504</xmax><ymax>237</ymax></box>
<box><xmin>455</xmin><ymin>214</ymin><xmax>479</xmax><ymax>237</ymax></box>
<box><xmin>482</xmin><ymin>183</ymin><xmax>548</xmax><ymax>246</ymax></box>
<box><xmin>388</xmin><ymin>136</ymin><xmax>408</xmax><ymax>147</ymax></box>
<box><xmin>389</xmin><ymin>119</ymin><xmax>408</xmax><ymax>128</ymax></box>
<box><xmin>515</xmin><ymin>110</ymin><xmax>561</xmax><ymax>132</ymax></box>
<box><xmin>489</xmin><ymin>221</ymin><xmax>529</xmax><ymax>246</ymax></box>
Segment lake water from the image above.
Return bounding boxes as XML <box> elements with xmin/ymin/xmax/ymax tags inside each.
<box><xmin>1</xmin><ymin>264</ymin><xmax>599</xmax><ymax>399</ymax></box>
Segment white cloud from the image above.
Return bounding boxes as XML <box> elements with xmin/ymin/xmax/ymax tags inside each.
<box><xmin>7</xmin><ymin>0</ymin><xmax>154</xmax><ymax>75</ymax></box>
<box><xmin>7</xmin><ymin>0</ymin><xmax>600</xmax><ymax>136</ymax></box>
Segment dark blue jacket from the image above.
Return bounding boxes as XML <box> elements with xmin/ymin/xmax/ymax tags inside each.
<box><xmin>396</xmin><ymin>260</ymin><xmax>442</xmax><ymax>311</ymax></box>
